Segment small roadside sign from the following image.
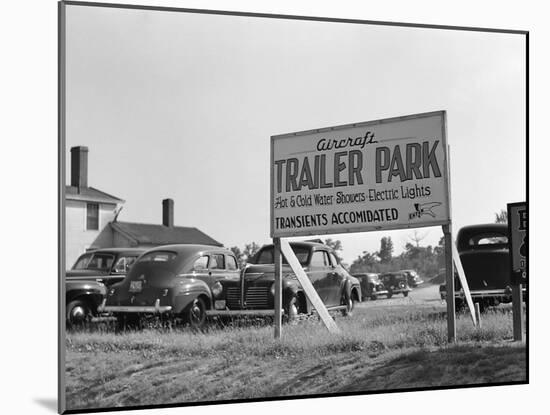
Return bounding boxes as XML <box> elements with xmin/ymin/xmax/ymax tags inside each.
<box><xmin>507</xmin><ymin>202</ymin><xmax>527</xmax><ymax>285</ymax></box>
<box><xmin>507</xmin><ymin>201</ymin><xmax>527</xmax><ymax>342</ymax></box>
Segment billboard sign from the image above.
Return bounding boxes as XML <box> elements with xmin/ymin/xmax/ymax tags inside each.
<box><xmin>270</xmin><ymin>111</ymin><xmax>451</xmax><ymax>237</ymax></box>
<box><xmin>507</xmin><ymin>202</ymin><xmax>527</xmax><ymax>285</ymax></box>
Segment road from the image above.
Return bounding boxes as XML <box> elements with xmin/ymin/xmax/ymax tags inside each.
<box><xmin>358</xmin><ymin>283</ymin><xmax>444</xmax><ymax>308</ymax></box>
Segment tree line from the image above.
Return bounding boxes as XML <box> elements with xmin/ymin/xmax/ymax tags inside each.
<box><xmin>231</xmin><ymin>209</ymin><xmax>506</xmax><ymax>278</ymax></box>
<box><xmin>348</xmin><ymin>234</ymin><xmax>445</xmax><ymax>280</ymax></box>
<box><xmin>230</xmin><ymin>236</ymin><xmax>445</xmax><ymax>280</ymax></box>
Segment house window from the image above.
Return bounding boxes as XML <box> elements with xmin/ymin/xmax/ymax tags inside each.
<box><xmin>86</xmin><ymin>203</ymin><xmax>99</xmax><ymax>230</ymax></box>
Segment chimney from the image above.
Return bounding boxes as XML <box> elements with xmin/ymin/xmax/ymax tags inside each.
<box><xmin>70</xmin><ymin>146</ymin><xmax>89</xmax><ymax>189</ymax></box>
<box><xmin>162</xmin><ymin>198</ymin><xmax>174</xmax><ymax>227</ymax></box>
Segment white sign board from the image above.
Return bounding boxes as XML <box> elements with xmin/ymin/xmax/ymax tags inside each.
<box><xmin>271</xmin><ymin>111</ymin><xmax>451</xmax><ymax>237</ymax></box>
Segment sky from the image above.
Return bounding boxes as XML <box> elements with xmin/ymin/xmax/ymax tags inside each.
<box><xmin>64</xmin><ymin>4</ymin><xmax>526</xmax><ymax>264</ymax></box>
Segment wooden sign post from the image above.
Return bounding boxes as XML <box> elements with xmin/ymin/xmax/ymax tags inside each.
<box><xmin>274</xmin><ymin>237</ymin><xmax>283</xmax><ymax>339</ymax></box>
<box><xmin>443</xmin><ymin>224</ymin><xmax>456</xmax><ymax>342</ymax></box>
<box><xmin>452</xmin><ymin>243</ymin><xmax>477</xmax><ymax>327</ymax></box>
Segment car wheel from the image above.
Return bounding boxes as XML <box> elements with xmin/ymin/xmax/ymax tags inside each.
<box><xmin>185</xmin><ymin>297</ymin><xmax>207</xmax><ymax>330</ymax></box>
<box><xmin>403</xmin><ymin>291</ymin><xmax>409</xmax><ymax>297</ymax></box>
<box><xmin>341</xmin><ymin>293</ymin><xmax>354</xmax><ymax>317</ymax></box>
<box><xmin>386</xmin><ymin>291</ymin><xmax>393</xmax><ymax>299</ymax></box>
<box><xmin>284</xmin><ymin>296</ymin><xmax>300</xmax><ymax>323</ymax></box>
<box><xmin>370</xmin><ymin>294</ymin><xmax>377</xmax><ymax>301</ymax></box>
<box><xmin>66</xmin><ymin>299</ymin><xmax>91</xmax><ymax>327</ymax></box>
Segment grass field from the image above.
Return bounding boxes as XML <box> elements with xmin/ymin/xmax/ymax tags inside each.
<box><xmin>65</xmin><ymin>291</ymin><xmax>527</xmax><ymax>411</ymax></box>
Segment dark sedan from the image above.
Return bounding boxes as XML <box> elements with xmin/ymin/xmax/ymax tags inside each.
<box><xmin>65</xmin><ymin>248</ymin><xmax>145</xmax><ymax>326</ymax></box>
<box><xmin>100</xmin><ymin>245</ymin><xmax>240</xmax><ymax>329</ymax></box>
<box><xmin>439</xmin><ymin>223</ymin><xmax>526</xmax><ymax>312</ymax></box>
<box><xmin>221</xmin><ymin>241</ymin><xmax>361</xmax><ymax>320</ymax></box>
<box><xmin>353</xmin><ymin>273</ymin><xmax>388</xmax><ymax>300</ymax></box>
<box><xmin>380</xmin><ymin>272</ymin><xmax>412</xmax><ymax>298</ymax></box>
<box><xmin>399</xmin><ymin>269</ymin><xmax>424</xmax><ymax>287</ymax></box>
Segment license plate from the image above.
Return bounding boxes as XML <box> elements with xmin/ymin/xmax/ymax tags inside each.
<box><xmin>129</xmin><ymin>281</ymin><xmax>142</xmax><ymax>293</ymax></box>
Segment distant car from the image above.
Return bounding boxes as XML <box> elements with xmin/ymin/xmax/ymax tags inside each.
<box><xmin>353</xmin><ymin>273</ymin><xmax>388</xmax><ymax>300</ymax></box>
<box><xmin>399</xmin><ymin>269</ymin><xmax>424</xmax><ymax>287</ymax></box>
<box><xmin>439</xmin><ymin>223</ymin><xmax>526</xmax><ymax>312</ymax></box>
<box><xmin>65</xmin><ymin>248</ymin><xmax>145</xmax><ymax>326</ymax></box>
<box><xmin>100</xmin><ymin>245</ymin><xmax>240</xmax><ymax>329</ymax></box>
<box><xmin>379</xmin><ymin>272</ymin><xmax>412</xmax><ymax>298</ymax></box>
<box><xmin>221</xmin><ymin>241</ymin><xmax>362</xmax><ymax>320</ymax></box>
<box><xmin>66</xmin><ymin>280</ymin><xmax>106</xmax><ymax>326</ymax></box>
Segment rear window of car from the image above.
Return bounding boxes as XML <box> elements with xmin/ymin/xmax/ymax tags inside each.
<box><xmin>73</xmin><ymin>253</ymin><xmax>115</xmax><ymax>271</ymax></box>
<box><xmin>137</xmin><ymin>251</ymin><xmax>177</xmax><ymax>263</ymax></box>
<box><xmin>469</xmin><ymin>234</ymin><xmax>508</xmax><ymax>246</ymax></box>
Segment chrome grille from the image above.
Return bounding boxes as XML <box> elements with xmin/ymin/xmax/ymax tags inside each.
<box><xmin>225</xmin><ymin>287</ymin><xmax>241</xmax><ymax>309</ymax></box>
<box><xmin>244</xmin><ymin>286</ymin><xmax>270</xmax><ymax>308</ymax></box>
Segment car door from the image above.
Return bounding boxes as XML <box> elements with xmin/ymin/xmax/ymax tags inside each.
<box><xmin>309</xmin><ymin>250</ymin><xmax>333</xmax><ymax>305</ymax></box>
<box><xmin>206</xmin><ymin>253</ymin><xmax>227</xmax><ymax>288</ymax></box>
<box><xmin>327</xmin><ymin>251</ymin><xmax>346</xmax><ymax>306</ymax></box>
<box><xmin>224</xmin><ymin>254</ymin><xmax>240</xmax><ymax>280</ymax></box>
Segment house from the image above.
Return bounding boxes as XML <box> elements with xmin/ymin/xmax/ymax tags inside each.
<box><xmin>65</xmin><ymin>146</ymin><xmax>223</xmax><ymax>268</ymax></box>
<box><xmin>65</xmin><ymin>146</ymin><xmax>124</xmax><ymax>267</ymax></box>
<box><xmin>91</xmin><ymin>198</ymin><xmax>223</xmax><ymax>250</ymax></box>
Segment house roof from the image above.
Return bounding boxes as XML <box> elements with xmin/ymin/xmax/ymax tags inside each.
<box><xmin>111</xmin><ymin>221</ymin><xmax>223</xmax><ymax>247</ymax></box>
<box><xmin>65</xmin><ymin>186</ymin><xmax>124</xmax><ymax>204</ymax></box>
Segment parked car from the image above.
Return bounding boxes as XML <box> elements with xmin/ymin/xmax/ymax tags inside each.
<box><xmin>439</xmin><ymin>223</ymin><xmax>526</xmax><ymax>312</ymax></box>
<box><xmin>66</xmin><ymin>280</ymin><xmax>106</xmax><ymax>326</ymax></box>
<box><xmin>379</xmin><ymin>272</ymin><xmax>412</xmax><ymax>298</ymax></box>
<box><xmin>353</xmin><ymin>273</ymin><xmax>388</xmax><ymax>300</ymax></box>
<box><xmin>67</xmin><ymin>248</ymin><xmax>146</xmax><ymax>286</ymax></box>
<box><xmin>220</xmin><ymin>241</ymin><xmax>362</xmax><ymax>320</ymax></box>
<box><xmin>65</xmin><ymin>248</ymin><xmax>145</xmax><ymax>326</ymax></box>
<box><xmin>100</xmin><ymin>245</ymin><xmax>240</xmax><ymax>329</ymax></box>
<box><xmin>399</xmin><ymin>269</ymin><xmax>424</xmax><ymax>287</ymax></box>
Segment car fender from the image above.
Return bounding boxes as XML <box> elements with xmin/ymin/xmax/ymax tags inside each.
<box><xmin>173</xmin><ymin>278</ymin><xmax>212</xmax><ymax>314</ymax></box>
<box><xmin>342</xmin><ymin>279</ymin><xmax>352</xmax><ymax>299</ymax></box>
<box><xmin>66</xmin><ymin>280</ymin><xmax>106</xmax><ymax>302</ymax></box>
<box><xmin>66</xmin><ymin>280</ymin><xmax>106</xmax><ymax>313</ymax></box>
<box><xmin>351</xmin><ymin>284</ymin><xmax>362</xmax><ymax>302</ymax></box>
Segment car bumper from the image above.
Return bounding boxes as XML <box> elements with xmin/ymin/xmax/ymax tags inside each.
<box><xmin>371</xmin><ymin>290</ymin><xmax>388</xmax><ymax>296</ymax></box>
<box><xmin>98</xmin><ymin>299</ymin><xmax>172</xmax><ymax>314</ymax></box>
<box><xmin>389</xmin><ymin>288</ymin><xmax>411</xmax><ymax>293</ymax></box>
<box><xmin>440</xmin><ymin>288</ymin><xmax>527</xmax><ymax>300</ymax></box>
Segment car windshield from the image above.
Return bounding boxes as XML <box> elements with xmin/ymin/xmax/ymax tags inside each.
<box><xmin>72</xmin><ymin>253</ymin><xmax>115</xmax><ymax>271</ymax></box>
<box><xmin>255</xmin><ymin>246</ymin><xmax>310</xmax><ymax>266</ymax></box>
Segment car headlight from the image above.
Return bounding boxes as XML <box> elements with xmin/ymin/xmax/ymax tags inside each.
<box><xmin>270</xmin><ymin>282</ymin><xmax>276</xmax><ymax>296</ymax></box>
<box><xmin>212</xmin><ymin>282</ymin><xmax>223</xmax><ymax>297</ymax></box>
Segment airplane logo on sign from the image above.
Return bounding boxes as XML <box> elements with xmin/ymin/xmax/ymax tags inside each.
<box><xmin>409</xmin><ymin>202</ymin><xmax>442</xmax><ymax>220</ymax></box>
